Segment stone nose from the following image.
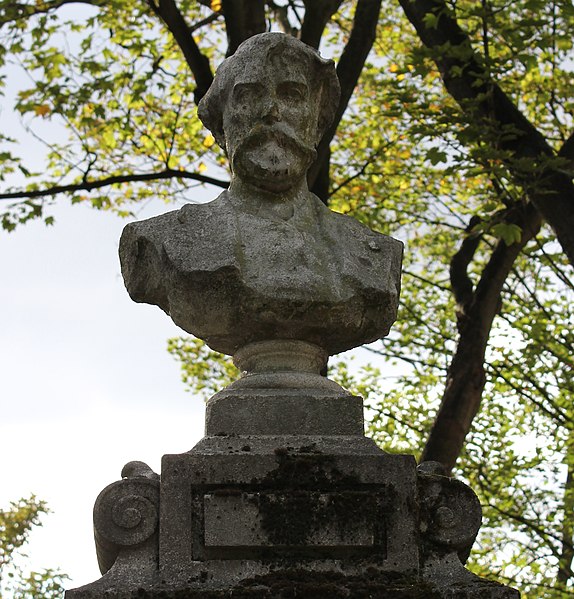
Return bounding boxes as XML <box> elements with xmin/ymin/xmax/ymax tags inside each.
<box><xmin>262</xmin><ymin>97</ymin><xmax>281</xmax><ymax>123</ymax></box>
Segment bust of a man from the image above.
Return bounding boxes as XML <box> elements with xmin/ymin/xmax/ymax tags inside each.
<box><xmin>120</xmin><ymin>33</ymin><xmax>402</xmax><ymax>358</ymax></box>
<box><xmin>198</xmin><ymin>33</ymin><xmax>338</xmax><ymax>209</ymax></box>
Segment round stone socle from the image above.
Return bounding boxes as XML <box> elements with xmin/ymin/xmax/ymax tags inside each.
<box><xmin>233</xmin><ymin>340</ymin><xmax>328</xmax><ymax>375</ymax></box>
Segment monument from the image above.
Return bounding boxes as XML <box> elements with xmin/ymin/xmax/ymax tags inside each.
<box><xmin>67</xmin><ymin>33</ymin><xmax>519</xmax><ymax>598</ymax></box>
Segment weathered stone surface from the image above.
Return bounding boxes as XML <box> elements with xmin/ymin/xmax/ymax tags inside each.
<box><xmin>158</xmin><ymin>438</ymin><xmax>417</xmax><ymax>578</ymax></box>
<box><xmin>119</xmin><ymin>32</ymin><xmax>402</xmax><ymax>358</ymax></box>
<box><xmin>205</xmin><ymin>391</ymin><xmax>364</xmax><ymax>436</ymax></box>
<box><xmin>119</xmin><ymin>189</ymin><xmax>402</xmax><ymax>357</ymax></box>
<box><xmin>68</xmin><ymin>569</ymin><xmax>518</xmax><ymax>599</ymax></box>
<box><xmin>92</xmin><ymin>462</ymin><xmax>160</xmax><ymax>578</ymax></box>
<box><xmin>67</xmin><ymin>448</ymin><xmax>519</xmax><ymax>599</ymax></box>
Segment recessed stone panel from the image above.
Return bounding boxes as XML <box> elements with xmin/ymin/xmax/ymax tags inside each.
<box><xmin>203</xmin><ymin>490</ymin><xmax>386</xmax><ymax>559</ymax></box>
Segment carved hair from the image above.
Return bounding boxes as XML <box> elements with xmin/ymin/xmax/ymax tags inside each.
<box><xmin>198</xmin><ymin>33</ymin><xmax>340</xmax><ymax>150</ymax></box>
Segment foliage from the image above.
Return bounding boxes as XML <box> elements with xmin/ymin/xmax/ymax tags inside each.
<box><xmin>0</xmin><ymin>1</ymin><xmax>228</xmax><ymax>229</ymax></box>
<box><xmin>168</xmin><ymin>336</ymin><xmax>239</xmax><ymax>399</ymax></box>
<box><xmin>0</xmin><ymin>496</ymin><xmax>68</xmax><ymax>598</ymax></box>
<box><xmin>368</xmin><ymin>236</ymin><xmax>574</xmax><ymax>597</ymax></box>
<box><xmin>1</xmin><ymin>0</ymin><xmax>573</xmax><ymax>596</ymax></box>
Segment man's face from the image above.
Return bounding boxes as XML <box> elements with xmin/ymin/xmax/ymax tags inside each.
<box><xmin>222</xmin><ymin>56</ymin><xmax>319</xmax><ymax>193</ymax></box>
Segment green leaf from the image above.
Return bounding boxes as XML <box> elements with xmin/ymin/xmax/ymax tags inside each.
<box><xmin>426</xmin><ymin>147</ymin><xmax>448</xmax><ymax>165</ymax></box>
<box><xmin>491</xmin><ymin>223</ymin><xmax>523</xmax><ymax>245</ymax></box>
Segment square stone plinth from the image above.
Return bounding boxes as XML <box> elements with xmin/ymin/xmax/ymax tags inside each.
<box><xmin>158</xmin><ymin>436</ymin><xmax>418</xmax><ymax>589</ymax></box>
<box><xmin>65</xmin><ymin>435</ymin><xmax>520</xmax><ymax>598</ymax></box>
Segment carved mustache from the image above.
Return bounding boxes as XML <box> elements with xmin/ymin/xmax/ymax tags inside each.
<box><xmin>234</xmin><ymin>123</ymin><xmax>317</xmax><ymax>163</ymax></box>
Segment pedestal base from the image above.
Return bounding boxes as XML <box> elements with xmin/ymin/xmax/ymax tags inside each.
<box><xmin>67</xmin><ymin>433</ymin><xmax>519</xmax><ymax>598</ymax></box>
<box><xmin>159</xmin><ymin>435</ymin><xmax>417</xmax><ymax>586</ymax></box>
<box><xmin>69</xmin><ymin>571</ymin><xmax>516</xmax><ymax>598</ymax></box>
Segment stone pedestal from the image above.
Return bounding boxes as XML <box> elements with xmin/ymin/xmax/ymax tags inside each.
<box><xmin>159</xmin><ymin>436</ymin><xmax>416</xmax><ymax>586</ymax></box>
<box><xmin>67</xmin><ymin>387</ymin><xmax>519</xmax><ymax>598</ymax></box>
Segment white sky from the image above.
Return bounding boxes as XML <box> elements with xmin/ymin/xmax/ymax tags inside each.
<box><xmin>0</xmin><ymin>19</ymin><xmax>209</xmax><ymax>587</ymax></box>
<box><xmin>0</xmin><ymin>198</ymin><xmax>207</xmax><ymax>588</ymax></box>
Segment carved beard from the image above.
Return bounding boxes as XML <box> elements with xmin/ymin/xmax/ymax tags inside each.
<box><xmin>231</xmin><ymin>124</ymin><xmax>317</xmax><ymax>193</ymax></box>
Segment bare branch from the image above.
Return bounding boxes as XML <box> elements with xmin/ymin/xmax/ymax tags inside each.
<box><xmin>486</xmin><ymin>501</ymin><xmax>572</xmax><ymax>563</ymax></box>
<box><xmin>0</xmin><ymin>169</ymin><xmax>229</xmax><ymax>201</ymax></box>
<box><xmin>189</xmin><ymin>11</ymin><xmax>222</xmax><ymax>34</ymax></box>
<box><xmin>328</xmin><ymin>143</ymin><xmax>391</xmax><ymax>197</ymax></box>
<box><xmin>488</xmin><ymin>361</ymin><xmax>570</xmax><ymax>426</ymax></box>
<box><xmin>366</xmin><ymin>347</ymin><xmax>449</xmax><ymax>373</ymax></box>
<box><xmin>404</xmin><ymin>269</ymin><xmax>451</xmax><ymax>292</ymax></box>
<box><xmin>0</xmin><ymin>0</ymin><xmax>100</xmax><ymax>25</ymax></box>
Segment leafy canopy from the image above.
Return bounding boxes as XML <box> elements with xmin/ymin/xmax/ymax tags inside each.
<box><xmin>1</xmin><ymin>1</ymin><xmax>573</xmax><ymax>596</ymax></box>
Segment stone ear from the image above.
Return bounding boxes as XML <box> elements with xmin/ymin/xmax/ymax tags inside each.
<box><xmin>197</xmin><ymin>86</ymin><xmax>226</xmax><ymax>151</ymax></box>
<box><xmin>314</xmin><ymin>63</ymin><xmax>341</xmax><ymax>144</ymax></box>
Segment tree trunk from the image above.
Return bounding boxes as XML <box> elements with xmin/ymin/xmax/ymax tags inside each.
<box><xmin>421</xmin><ymin>203</ymin><xmax>542</xmax><ymax>473</ymax></box>
<box><xmin>557</xmin><ymin>430</ymin><xmax>574</xmax><ymax>584</ymax></box>
<box><xmin>420</xmin><ymin>323</ymin><xmax>487</xmax><ymax>471</ymax></box>
<box><xmin>222</xmin><ymin>0</ymin><xmax>266</xmax><ymax>56</ymax></box>
<box><xmin>397</xmin><ymin>0</ymin><xmax>574</xmax><ymax>267</ymax></box>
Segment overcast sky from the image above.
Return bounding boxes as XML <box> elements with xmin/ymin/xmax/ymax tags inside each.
<box><xmin>0</xmin><ymin>198</ymin><xmax>207</xmax><ymax>588</ymax></box>
<box><xmin>0</xmin><ymin>28</ymin><xmax>213</xmax><ymax>587</ymax></box>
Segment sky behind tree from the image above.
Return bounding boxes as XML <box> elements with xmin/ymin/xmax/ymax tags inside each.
<box><xmin>0</xmin><ymin>41</ymin><xmax>207</xmax><ymax>586</ymax></box>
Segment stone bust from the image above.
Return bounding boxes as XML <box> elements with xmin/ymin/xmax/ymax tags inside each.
<box><xmin>119</xmin><ymin>33</ymin><xmax>403</xmax><ymax>358</ymax></box>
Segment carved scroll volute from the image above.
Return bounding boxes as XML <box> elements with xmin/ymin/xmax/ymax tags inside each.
<box><xmin>417</xmin><ymin>462</ymin><xmax>482</xmax><ymax>564</ymax></box>
<box><xmin>93</xmin><ymin>461</ymin><xmax>160</xmax><ymax>575</ymax></box>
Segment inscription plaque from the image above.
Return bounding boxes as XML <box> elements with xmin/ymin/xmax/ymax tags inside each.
<box><xmin>203</xmin><ymin>490</ymin><xmax>387</xmax><ymax>559</ymax></box>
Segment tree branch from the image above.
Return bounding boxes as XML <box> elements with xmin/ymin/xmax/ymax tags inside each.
<box><xmin>485</xmin><ymin>500</ymin><xmax>572</xmax><ymax>565</ymax></box>
<box><xmin>189</xmin><ymin>11</ymin><xmax>222</xmax><ymax>34</ymax></box>
<box><xmin>328</xmin><ymin>145</ymin><xmax>389</xmax><ymax>197</ymax></box>
<box><xmin>309</xmin><ymin>0</ymin><xmax>383</xmax><ymax>199</ymax></box>
<box><xmin>0</xmin><ymin>169</ymin><xmax>229</xmax><ymax>201</ymax></box>
<box><xmin>0</xmin><ymin>0</ymin><xmax>100</xmax><ymax>25</ymax></box>
<box><xmin>421</xmin><ymin>202</ymin><xmax>543</xmax><ymax>472</ymax></box>
<box><xmin>559</xmin><ymin>129</ymin><xmax>574</xmax><ymax>166</ymax></box>
<box><xmin>488</xmin><ymin>361</ymin><xmax>570</xmax><ymax>426</ymax></box>
<box><xmin>404</xmin><ymin>269</ymin><xmax>451</xmax><ymax>292</ymax></box>
<box><xmin>221</xmin><ymin>0</ymin><xmax>266</xmax><ymax>57</ymax></box>
<box><xmin>268</xmin><ymin>1</ymin><xmax>298</xmax><ymax>36</ymax></box>
<box><xmin>367</xmin><ymin>347</ymin><xmax>449</xmax><ymax>373</ymax></box>
<box><xmin>300</xmin><ymin>0</ymin><xmax>343</xmax><ymax>49</ymax></box>
<box><xmin>449</xmin><ymin>215</ymin><xmax>482</xmax><ymax>327</ymax></box>
<box><xmin>397</xmin><ymin>0</ymin><xmax>574</xmax><ymax>266</ymax></box>
<box><xmin>147</xmin><ymin>0</ymin><xmax>214</xmax><ymax>103</ymax></box>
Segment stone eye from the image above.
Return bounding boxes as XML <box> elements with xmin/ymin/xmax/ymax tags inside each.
<box><xmin>233</xmin><ymin>84</ymin><xmax>262</xmax><ymax>105</ymax></box>
<box><xmin>277</xmin><ymin>82</ymin><xmax>306</xmax><ymax>102</ymax></box>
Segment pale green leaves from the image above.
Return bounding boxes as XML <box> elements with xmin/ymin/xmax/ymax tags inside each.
<box><xmin>167</xmin><ymin>337</ymin><xmax>238</xmax><ymax>400</ymax></box>
<box><xmin>491</xmin><ymin>222</ymin><xmax>523</xmax><ymax>245</ymax></box>
<box><xmin>0</xmin><ymin>496</ymin><xmax>68</xmax><ymax>598</ymax></box>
